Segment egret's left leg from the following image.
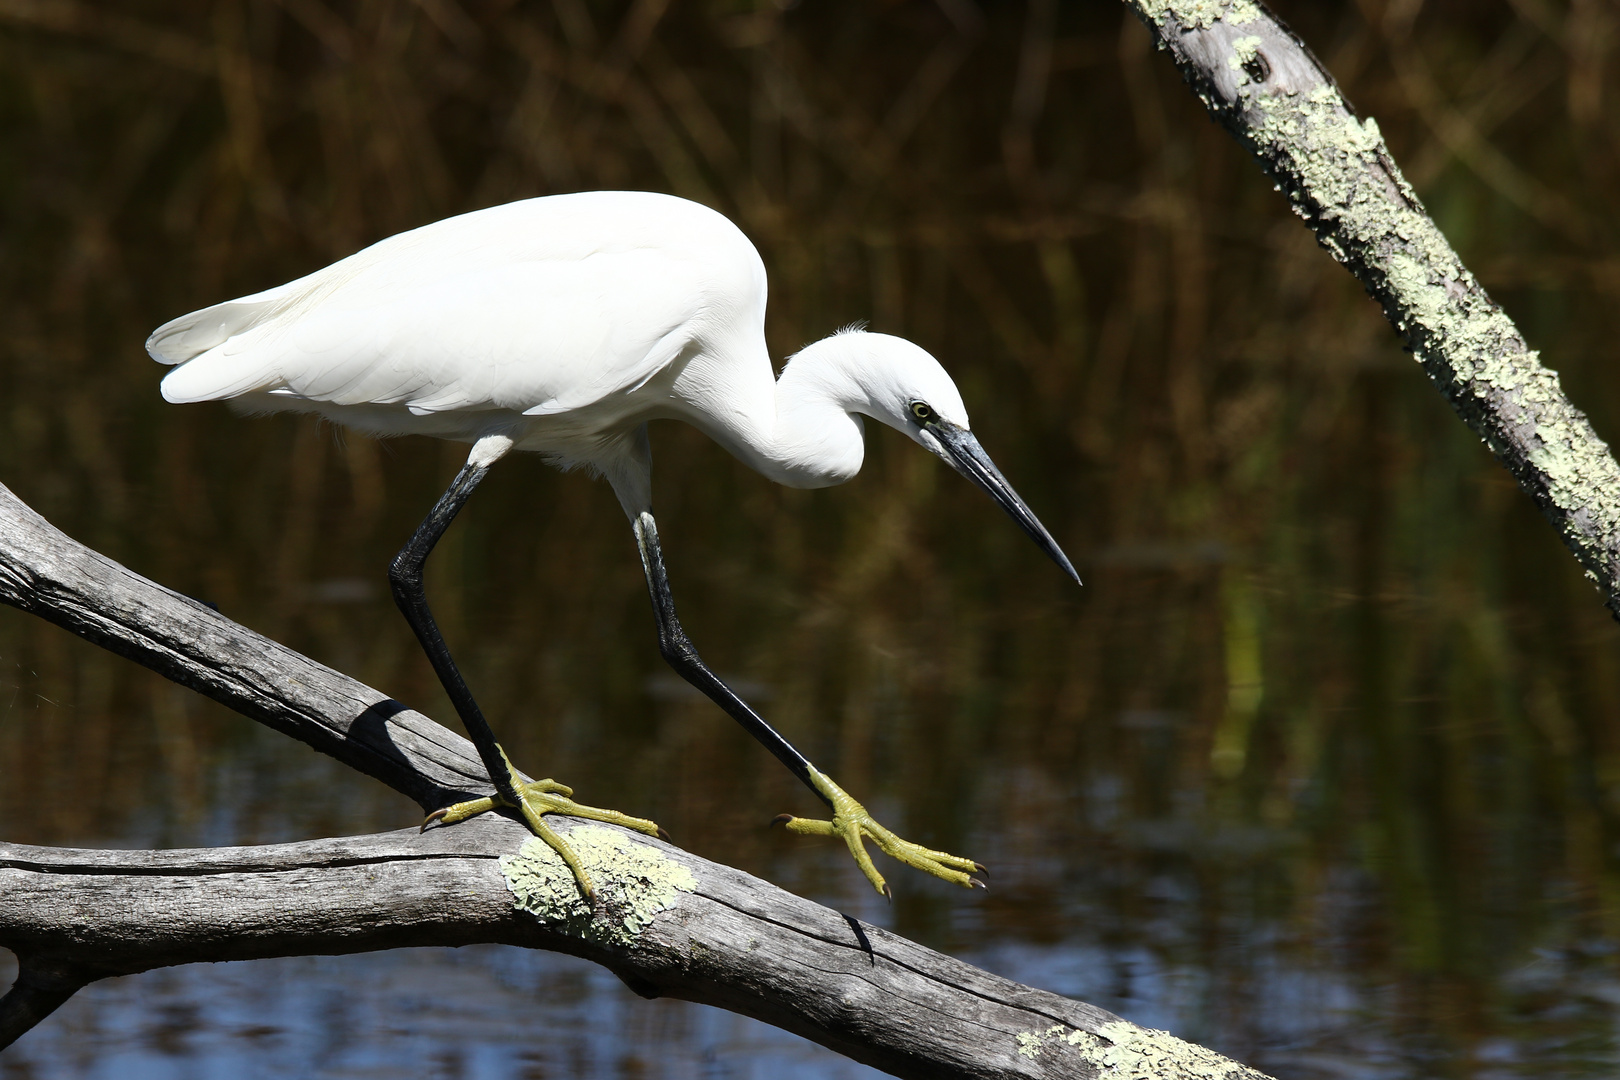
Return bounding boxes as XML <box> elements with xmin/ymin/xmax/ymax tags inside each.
<box><xmin>391</xmin><ymin>436</ymin><xmax>662</xmax><ymax>900</ymax></box>
<box><xmin>631</xmin><ymin>510</ymin><xmax>984</xmax><ymax>896</ymax></box>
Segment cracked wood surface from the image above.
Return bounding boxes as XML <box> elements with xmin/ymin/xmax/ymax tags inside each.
<box><xmin>1124</xmin><ymin>0</ymin><xmax>1620</xmax><ymax>617</ymax></box>
<box><xmin>0</xmin><ymin>479</ymin><xmax>1273</xmax><ymax>1078</ymax></box>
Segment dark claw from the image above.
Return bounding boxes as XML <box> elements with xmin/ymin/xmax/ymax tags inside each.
<box><xmin>969</xmin><ymin>877</ymin><xmax>987</xmax><ymax>890</ymax></box>
<box><xmin>770</xmin><ymin>813</ymin><xmax>795</xmax><ymax>828</ymax></box>
<box><xmin>881</xmin><ymin>882</ymin><xmax>893</xmax><ymax>902</ymax></box>
<box><xmin>421</xmin><ymin>808</ymin><xmax>449</xmax><ymax>831</ymax></box>
<box><xmin>973</xmin><ymin>861</ymin><xmax>989</xmax><ymax>878</ymax></box>
<box><xmin>656</xmin><ymin>826</ymin><xmax>673</xmax><ymax>842</ymax></box>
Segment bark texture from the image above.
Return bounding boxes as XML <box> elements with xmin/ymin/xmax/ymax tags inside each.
<box><xmin>0</xmin><ymin>817</ymin><xmax>1268</xmax><ymax>1079</ymax></box>
<box><xmin>1122</xmin><ymin>0</ymin><xmax>1620</xmax><ymax>615</ymax></box>
<box><xmin>0</xmin><ymin>480</ymin><xmax>1272</xmax><ymax>1079</ymax></box>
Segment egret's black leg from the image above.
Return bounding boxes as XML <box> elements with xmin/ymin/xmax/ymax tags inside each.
<box><xmin>388</xmin><ymin>458</ymin><xmax>514</xmax><ymax>797</ymax></box>
<box><xmin>630</xmin><ymin>511</ymin><xmax>821</xmax><ymax>798</ymax></box>
<box><xmin>632</xmin><ymin>511</ymin><xmax>985</xmax><ymax>895</ymax></box>
<box><xmin>392</xmin><ymin>452</ymin><xmax>663</xmax><ymax>899</ymax></box>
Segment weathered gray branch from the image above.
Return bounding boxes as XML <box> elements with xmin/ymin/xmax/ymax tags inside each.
<box><xmin>1123</xmin><ymin>0</ymin><xmax>1620</xmax><ymax>616</ymax></box>
<box><xmin>0</xmin><ymin>480</ymin><xmax>1270</xmax><ymax>1078</ymax></box>
<box><xmin>1</xmin><ymin>817</ymin><xmax>1258</xmax><ymax>1079</ymax></box>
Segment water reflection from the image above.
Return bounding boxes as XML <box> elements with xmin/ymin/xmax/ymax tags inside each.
<box><xmin>5</xmin><ymin>0</ymin><xmax>1620</xmax><ymax>1076</ymax></box>
<box><xmin>1</xmin><ymin>949</ymin><xmax>889</xmax><ymax>1080</ymax></box>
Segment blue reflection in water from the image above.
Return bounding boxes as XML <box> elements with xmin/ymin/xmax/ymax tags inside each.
<box><xmin>7</xmin><ymin>698</ymin><xmax>1620</xmax><ymax>1077</ymax></box>
<box><xmin>9</xmin><ymin>875</ymin><xmax>1620</xmax><ymax>1079</ymax></box>
<box><xmin>6</xmin><ymin>734</ymin><xmax>1620</xmax><ymax>1078</ymax></box>
<box><xmin>11</xmin><ymin>936</ymin><xmax>1620</xmax><ymax>1079</ymax></box>
<box><xmin>1</xmin><ymin>949</ymin><xmax>885</xmax><ymax>1080</ymax></box>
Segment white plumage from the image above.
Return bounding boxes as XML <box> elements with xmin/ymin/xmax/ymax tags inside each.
<box><xmin>149</xmin><ymin>190</ymin><xmax>973</xmax><ymax>515</ymax></box>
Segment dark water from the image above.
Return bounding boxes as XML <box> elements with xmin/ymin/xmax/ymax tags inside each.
<box><xmin>5</xmin><ymin>1</ymin><xmax>1620</xmax><ymax>1076</ymax></box>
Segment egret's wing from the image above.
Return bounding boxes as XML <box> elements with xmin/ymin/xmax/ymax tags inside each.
<box><xmin>150</xmin><ymin>194</ymin><xmax>753</xmax><ymax>416</ymax></box>
<box><xmin>226</xmin><ymin>254</ymin><xmax>701</xmax><ymax>415</ymax></box>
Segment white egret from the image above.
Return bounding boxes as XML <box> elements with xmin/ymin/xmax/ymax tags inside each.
<box><xmin>148</xmin><ymin>190</ymin><xmax>1079</xmax><ymax>898</ymax></box>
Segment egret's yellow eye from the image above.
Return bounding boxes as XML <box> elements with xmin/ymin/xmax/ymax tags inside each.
<box><xmin>910</xmin><ymin>401</ymin><xmax>933</xmax><ymax>423</ymax></box>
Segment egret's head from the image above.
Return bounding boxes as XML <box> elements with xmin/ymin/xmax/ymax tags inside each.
<box><xmin>804</xmin><ymin>329</ymin><xmax>1081</xmax><ymax>586</ymax></box>
<box><xmin>822</xmin><ymin>329</ymin><xmax>970</xmax><ymax>442</ymax></box>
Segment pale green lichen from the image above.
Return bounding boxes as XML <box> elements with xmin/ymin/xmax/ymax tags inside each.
<box><xmin>500</xmin><ymin>825</ymin><xmax>696</xmax><ymax>946</ymax></box>
<box><xmin>1013</xmin><ymin>1020</ymin><xmax>1270</xmax><ymax>1077</ymax></box>
<box><xmin>1244</xmin><ymin>72</ymin><xmax>1620</xmax><ymax>584</ymax></box>
<box><xmin>1140</xmin><ymin>0</ymin><xmax>1260</xmax><ymax>29</ymax></box>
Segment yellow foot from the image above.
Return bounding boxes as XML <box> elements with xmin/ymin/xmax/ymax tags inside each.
<box><xmin>423</xmin><ymin>746</ymin><xmax>664</xmax><ymax>901</ymax></box>
<box><xmin>772</xmin><ymin>769</ymin><xmax>985</xmax><ymax>897</ymax></box>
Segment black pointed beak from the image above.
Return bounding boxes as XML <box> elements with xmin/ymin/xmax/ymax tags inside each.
<box><xmin>929</xmin><ymin>422</ymin><xmax>1081</xmax><ymax>586</ymax></box>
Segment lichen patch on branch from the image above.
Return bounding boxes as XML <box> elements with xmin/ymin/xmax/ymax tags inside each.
<box><xmin>1013</xmin><ymin>1019</ymin><xmax>1268</xmax><ymax>1078</ymax></box>
<box><xmin>1140</xmin><ymin>0</ymin><xmax>1259</xmax><ymax>31</ymax></box>
<box><xmin>500</xmin><ymin>825</ymin><xmax>696</xmax><ymax>946</ymax></box>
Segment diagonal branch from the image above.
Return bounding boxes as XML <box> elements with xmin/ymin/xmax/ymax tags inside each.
<box><xmin>0</xmin><ymin>483</ymin><xmax>493</xmax><ymax>811</ymax></box>
<box><xmin>0</xmin><ymin>479</ymin><xmax>1272</xmax><ymax>1078</ymax></box>
<box><xmin>1122</xmin><ymin>0</ymin><xmax>1620</xmax><ymax>618</ymax></box>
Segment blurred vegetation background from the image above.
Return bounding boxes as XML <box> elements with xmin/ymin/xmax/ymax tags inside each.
<box><xmin>3</xmin><ymin>0</ymin><xmax>1620</xmax><ymax>1075</ymax></box>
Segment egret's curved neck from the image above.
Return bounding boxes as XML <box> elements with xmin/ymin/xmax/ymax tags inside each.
<box><xmin>691</xmin><ymin>335</ymin><xmax>871</xmax><ymax>490</ymax></box>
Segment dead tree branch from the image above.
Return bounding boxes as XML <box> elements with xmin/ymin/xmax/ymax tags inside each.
<box><xmin>1122</xmin><ymin>0</ymin><xmax>1620</xmax><ymax>616</ymax></box>
<box><xmin>0</xmin><ymin>480</ymin><xmax>1270</xmax><ymax>1079</ymax></box>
